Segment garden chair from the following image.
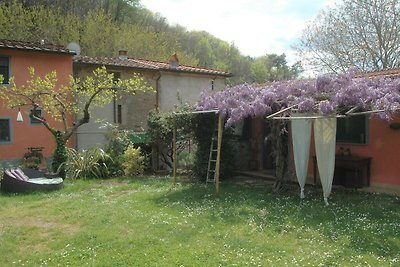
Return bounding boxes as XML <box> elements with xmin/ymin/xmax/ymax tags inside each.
<box><xmin>1</xmin><ymin>168</ymin><xmax>63</xmax><ymax>193</ymax></box>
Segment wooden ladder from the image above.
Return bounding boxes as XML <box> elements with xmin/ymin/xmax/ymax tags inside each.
<box><xmin>206</xmin><ymin>116</ymin><xmax>221</xmax><ymax>183</ymax></box>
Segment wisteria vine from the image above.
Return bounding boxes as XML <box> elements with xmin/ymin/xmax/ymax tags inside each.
<box><xmin>196</xmin><ymin>70</ymin><xmax>400</xmax><ymax>127</ymax></box>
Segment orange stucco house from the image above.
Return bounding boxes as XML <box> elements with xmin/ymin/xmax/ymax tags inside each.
<box><xmin>0</xmin><ymin>39</ymin><xmax>75</xmax><ymax>167</ymax></box>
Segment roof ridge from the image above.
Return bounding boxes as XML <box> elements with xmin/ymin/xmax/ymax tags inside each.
<box><xmin>132</xmin><ymin>57</ymin><xmax>229</xmax><ymax>73</ymax></box>
<box><xmin>356</xmin><ymin>68</ymin><xmax>400</xmax><ymax>78</ymax></box>
<box><xmin>74</xmin><ymin>55</ymin><xmax>231</xmax><ymax>76</ymax></box>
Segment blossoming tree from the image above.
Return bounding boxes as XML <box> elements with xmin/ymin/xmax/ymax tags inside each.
<box><xmin>0</xmin><ymin>66</ymin><xmax>153</xmax><ymax>176</ymax></box>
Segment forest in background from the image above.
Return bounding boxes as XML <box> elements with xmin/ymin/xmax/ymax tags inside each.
<box><xmin>0</xmin><ymin>0</ymin><xmax>302</xmax><ymax>84</ymax></box>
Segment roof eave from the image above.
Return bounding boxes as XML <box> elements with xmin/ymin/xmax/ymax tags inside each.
<box><xmin>160</xmin><ymin>67</ymin><xmax>232</xmax><ymax>77</ymax></box>
<box><xmin>73</xmin><ymin>60</ymin><xmax>231</xmax><ymax>77</ymax></box>
<box><xmin>0</xmin><ymin>46</ymin><xmax>75</xmax><ymax>55</ymax></box>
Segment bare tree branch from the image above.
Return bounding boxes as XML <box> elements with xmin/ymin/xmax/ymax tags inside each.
<box><xmin>296</xmin><ymin>0</ymin><xmax>400</xmax><ymax>73</ymax></box>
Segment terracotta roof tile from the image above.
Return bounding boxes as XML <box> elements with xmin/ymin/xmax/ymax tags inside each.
<box><xmin>74</xmin><ymin>55</ymin><xmax>231</xmax><ymax>77</ymax></box>
<box><xmin>356</xmin><ymin>68</ymin><xmax>400</xmax><ymax>78</ymax></box>
<box><xmin>0</xmin><ymin>39</ymin><xmax>74</xmax><ymax>55</ymax></box>
<box><xmin>74</xmin><ymin>55</ymin><xmax>158</xmax><ymax>70</ymax></box>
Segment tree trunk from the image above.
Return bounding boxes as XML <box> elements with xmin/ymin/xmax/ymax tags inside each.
<box><xmin>272</xmin><ymin>121</ymin><xmax>289</xmax><ymax>193</ymax></box>
<box><xmin>51</xmin><ymin>131</ymin><xmax>68</xmax><ymax>178</ymax></box>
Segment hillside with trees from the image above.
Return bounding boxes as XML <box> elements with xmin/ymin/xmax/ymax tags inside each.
<box><xmin>0</xmin><ymin>0</ymin><xmax>302</xmax><ymax>84</ymax></box>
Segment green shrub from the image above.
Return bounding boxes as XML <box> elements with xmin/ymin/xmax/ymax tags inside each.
<box><xmin>147</xmin><ymin>107</ymin><xmax>195</xmax><ymax>169</ymax></box>
<box><xmin>102</xmin><ymin>123</ymin><xmax>134</xmax><ymax>176</ymax></box>
<box><xmin>62</xmin><ymin>147</ymin><xmax>111</xmax><ymax>179</ymax></box>
<box><xmin>177</xmin><ymin>151</ymin><xmax>195</xmax><ymax>169</ymax></box>
<box><xmin>122</xmin><ymin>145</ymin><xmax>145</xmax><ymax>176</ymax></box>
<box><xmin>192</xmin><ymin>113</ymin><xmax>235</xmax><ymax>181</ymax></box>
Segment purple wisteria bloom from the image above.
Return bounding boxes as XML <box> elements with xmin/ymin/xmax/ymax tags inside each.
<box><xmin>196</xmin><ymin>70</ymin><xmax>400</xmax><ymax>127</ymax></box>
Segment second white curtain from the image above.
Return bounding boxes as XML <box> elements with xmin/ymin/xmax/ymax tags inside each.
<box><xmin>314</xmin><ymin>117</ymin><xmax>337</xmax><ymax>205</ymax></box>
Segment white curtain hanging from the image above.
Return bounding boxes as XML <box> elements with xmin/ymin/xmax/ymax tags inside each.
<box><xmin>314</xmin><ymin>117</ymin><xmax>337</xmax><ymax>206</ymax></box>
<box><xmin>291</xmin><ymin>114</ymin><xmax>312</xmax><ymax>199</ymax></box>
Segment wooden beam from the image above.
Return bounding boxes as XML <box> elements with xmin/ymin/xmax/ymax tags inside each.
<box><xmin>214</xmin><ymin>112</ymin><xmax>223</xmax><ymax>196</ymax></box>
<box><xmin>172</xmin><ymin>120</ymin><xmax>177</xmax><ymax>184</ymax></box>
<box><xmin>173</xmin><ymin>109</ymin><xmax>219</xmax><ymax>116</ymax></box>
<box><xmin>347</xmin><ymin>109</ymin><xmax>385</xmax><ymax>116</ymax></box>
<box><xmin>272</xmin><ymin>115</ymin><xmax>346</xmax><ymax>120</ymax></box>
<box><xmin>266</xmin><ymin>104</ymin><xmax>298</xmax><ymax>119</ymax></box>
<box><xmin>345</xmin><ymin>106</ymin><xmax>358</xmax><ymax>115</ymax></box>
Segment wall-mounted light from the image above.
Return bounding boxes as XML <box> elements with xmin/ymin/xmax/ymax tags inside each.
<box><xmin>16</xmin><ymin>107</ymin><xmax>23</xmax><ymax>122</ymax></box>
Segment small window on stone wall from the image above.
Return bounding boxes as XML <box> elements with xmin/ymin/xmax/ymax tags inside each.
<box><xmin>0</xmin><ymin>56</ymin><xmax>10</xmax><ymax>84</ymax></box>
<box><xmin>117</xmin><ymin>104</ymin><xmax>122</xmax><ymax>124</ymax></box>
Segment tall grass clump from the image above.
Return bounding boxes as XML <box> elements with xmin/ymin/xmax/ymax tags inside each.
<box><xmin>62</xmin><ymin>147</ymin><xmax>111</xmax><ymax>179</ymax></box>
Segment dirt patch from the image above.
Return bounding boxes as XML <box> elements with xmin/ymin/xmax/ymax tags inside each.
<box><xmin>107</xmin><ymin>188</ymin><xmax>138</xmax><ymax>196</ymax></box>
<box><xmin>1</xmin><ymin>216</ymin><xmax>80</xmax><ymax>234</ymax></box>
<box><xmin>0</xmin><ymin>216</ymin><xmax>81</xmax><ymax>253</ymax></box>
<box><xmin>231</xmin><ymin>175</ymin><xmax>275</xmax><ymax>187</ymax></box>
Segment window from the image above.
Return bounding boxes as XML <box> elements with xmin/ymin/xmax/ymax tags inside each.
<box><xmin>336</xmin><ymin>115</ymin><xmax>368</xmax><ymax>144</ymax></box>
<box><xmin>30</xmin><ymin>108</ymin><xmax>43</xmax><ymax>124</ymax></box>
<box><xmin>0</xmin><ymin>118</ymin><xmax>12</xmax><ymax>143</ymax></box>
<box><xmin>0</xmin><ymin>56</ymin><xmax>10</xmax><ymax>84</ymax></box>
<box><xmin>110</xmin><ymin>71</ymin><xmax>121</xmax><ymax>83</ymax></box>
<box><xmin>117</xmin><ymin>104</ymin><xmax>122</xmax><ymax>124</ymax></box>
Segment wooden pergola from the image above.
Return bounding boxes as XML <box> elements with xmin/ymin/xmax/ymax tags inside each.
<box><xmin>172</xmin><ymin>110</ymin><xmax>223</xmax><ymax>195</ymax></box>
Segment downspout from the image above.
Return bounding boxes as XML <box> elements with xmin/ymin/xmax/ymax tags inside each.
<box><xmin>154</xmin><ymin>71</ymin><xmax>162</xmax><ymax>171</ymax></box>
<box><xmin>155</xmin><ymin>71</ymin><xmax>161</xmax><ymax>109</ymax></box>
<box><xmin>113</xmin><ymin>95</ymin><xmax>117</xmax><ymax>123</ymax></box>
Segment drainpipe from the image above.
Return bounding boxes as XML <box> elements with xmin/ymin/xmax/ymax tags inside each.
<box><xmin>113</xmin><ymin>95</ymin><xmax>117</xmax><ymax>123</ymax></box>
<box><xmin>155</xmin><ymin>72</ymin><xmax>161</xmax><ymax>109</ymax></box>
<box><xmin>154</xmin><ymin>71</ymin><xmax>162</xmax><ymax>171</ymax></box>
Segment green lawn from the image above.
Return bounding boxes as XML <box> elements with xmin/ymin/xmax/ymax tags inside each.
<box><xmin>0</xmin><ymin>176</ymin><xmax>399</xmax><ymax>266</ymax></box>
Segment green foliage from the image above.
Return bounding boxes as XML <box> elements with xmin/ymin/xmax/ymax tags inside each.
<box><xmin>147</xmin><ymin>109</ymin><xmax>235</xmax><ymax>178</ymax></box>
<box><xmin>251</xmin><ymin>54</ymin><xmax>302</xmax><ymax>83</ymax></box>
<box><xmin>147</xmin><ymin>108</ymin><xmax>194</xmax><ymax>169</ymax></box>
<box><xmin>177</xmin><ymin>151</ymin><xmax>195</xmax><ymax>169</ymax></box>
<box><xmin>62</xmin><ymin>147</ymin><xmax>111</xmax><ymax>179</ymax></box>
<box><xmin>192</xmin><ymin>113</ymin><xmax>235</xmax><ymax>181</ymax></box>
<box><xmin>121</xmin><ymin>145</ymin><xmax>145</xmax><ymax>176</ymax></box>
<box><xmin>103</xmin><ymin>123</ymin><xmax>134</xmax><ymax>176</ymax></box>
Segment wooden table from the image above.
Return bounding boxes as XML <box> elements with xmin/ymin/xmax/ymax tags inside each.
<box><xmin>313</xmin><ymin>155</ymin><xmax>372</xmax><ymax>188</ymax></box>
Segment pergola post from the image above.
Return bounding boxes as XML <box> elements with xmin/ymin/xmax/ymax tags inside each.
<box><xmin>214</xmin><ymin>112</ymin><xmax>223</xmax><ymax>195</ymax></box>
<box><xmin>172</xmin><ymin>119</ymin><xmax>177</xmax><ymax>184</ymax></box>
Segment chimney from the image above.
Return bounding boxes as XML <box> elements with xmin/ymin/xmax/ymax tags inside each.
<box><xmin>169</xmin><ymin>53</ymin><xmax>179</xmax><ymax>69</ymax></box>
<box><xmin>118</xmin><ymin>50</ymin><xmax>128</xmax><ymax>60</ymax></box>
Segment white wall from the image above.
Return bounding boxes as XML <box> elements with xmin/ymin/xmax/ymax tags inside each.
<box><xmin>158</xmin><ymin>72</ymin><xmax>226</xmax><ymax>111</ymax></box>
<box><xmin>74</xmin><ymin>66</ymin><xmax>227</xmax><ymax>150</ymax></box>
<box><xmin>75</xmin><ymin>102</ymin><xmax>114</xmax><ymax>150</ymax></box>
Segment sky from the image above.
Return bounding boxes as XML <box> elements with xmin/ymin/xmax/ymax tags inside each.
<box><xmin>140</xmin><ymin>0</ymin><xmax>338</xmax><ymax>65</ymax></box>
